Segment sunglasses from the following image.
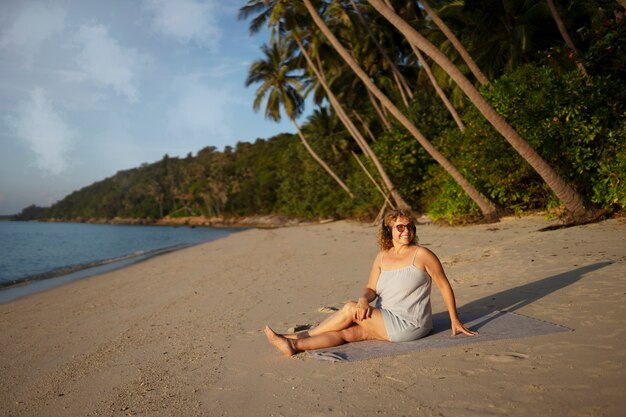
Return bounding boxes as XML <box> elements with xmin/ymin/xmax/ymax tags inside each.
<box><xmin>394</xmin><ymin>223</ymin><xmax>415</xmax><ymax>233</ymax></box>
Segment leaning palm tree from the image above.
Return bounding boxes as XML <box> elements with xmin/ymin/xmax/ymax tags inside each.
<box><xmin>368</xmin><ymin>0</ymin><xmax>596</xmax><ymax>221</ymax></box>
<box><xmin>302</xmin><ymin>0</ymin><xmax>498</xmax><ymax>219</ymax></box>
<box><xmin>241</xmin><ymin>0</ymin><xmax>410</xmax><ymax>208</ymax></box>
<box><xmin>245</xmin><ymin>42</ymin><xmax>354</xmax><ymax>198</ymax></box>
<box><xmin>358</xmin><ymin>0</ymin><xmax>465</xmax><ymax>130</ymax></box>
<box><xmin>345</xmin><ymin>0</ymin><xmax>414</xmax><ymax>107</ymax></box>
<box><xmin>292</xmin><ymin>30</ymin><xmax>411</xmax><ymax>209</ymax></box>
<box><xmin>429</xmin><ymin>0</ymin><xmax>562</xmax><ymax>82</ymax></box>
<box><xmin>419</xmin><ymin>0</ymin><xmax>489</xmax><ymax>86</ymax></box>
<box><xmin>546</xmin><ymin>0</ymin><xmax>588</xmax><ymax>77</ymax></box>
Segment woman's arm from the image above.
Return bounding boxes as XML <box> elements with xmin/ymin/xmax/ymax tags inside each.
<box><xmin>422</xmin><ymin>248</ymin><xmax>477</xmax><ymax>336</ymax></box>
<box><xmin>355</xmin><ymin>252</ymin><xmax>383</xmax><ymax>321</ymax></box>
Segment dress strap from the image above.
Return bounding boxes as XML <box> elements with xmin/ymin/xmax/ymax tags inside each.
<box><xmin>411</xmin><ymin>246</ymin><xmax>420</xmax><ymax>265</ymax></box>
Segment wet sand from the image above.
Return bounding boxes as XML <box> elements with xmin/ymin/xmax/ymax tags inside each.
<box><xmin>1</xmin><ymin>215</ymin><xmax>625</xmax><ymax>416</ymax></box>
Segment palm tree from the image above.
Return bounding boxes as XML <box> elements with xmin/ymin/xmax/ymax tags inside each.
<box><xmin>419</xmin><ymin>0</ymin><xmax>490</xmax><ymax>85</ymax></box>
<box><xmin>302</xmin><ymin>106</ymin><xmax>392</xmax><ymax>207</ymax></box>
<box><xmin>546</xmin><ymin>0</ymin><xmax>588</xmax><ymax>77</ymax></box>
<box><xmin>302</xmin><ymin>0</ymin><xmax>498</xmax><ymax>219</ymax></box>
<box><xmin>241</xmin><ymin>0</ymin><xmax>410</xmax><ymax>208</ymax></box>
<box><xmin>433</xmin><ymin>0</ymin><xmax>560</xmax><ymax>80</ymax></box>
<box><xmin>293</xmin><ymin>31</ymin><xmax>411</xmax><ymax>209</ymax></box>
<box><xmin>349</xmin><ymin>0</ymin><xmax>467</xmax><ymax>131</ymax></box>
<box><xmin>245</xmin><ymin>42</ymin><xmax>354</xmax><ymax>198</ymax></box>
<box><xmin>347</xmin><ymin>0</ymin><xmax>414</xmax><ymax>106</ymax></box>
<box><xmin>368</xmin><ymin>0</ymin><xmax>596</xmax><ymax>221</ymax></box>
<box><xmin>410</xmin><ymin>42</ymin><xmax>465</xmax><ymax>131</ymax></box>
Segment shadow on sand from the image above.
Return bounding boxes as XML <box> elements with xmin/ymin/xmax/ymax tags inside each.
<box><xmin>434</xmin><ymin>261</ymin><xmax>614</xmax><ymax>331</ymax></box>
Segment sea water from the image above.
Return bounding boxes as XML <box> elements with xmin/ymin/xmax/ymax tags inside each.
<box><xmin>0</xmin><ymin>221</ymin><xmax>240</xmax><ymax>303</ymax></box>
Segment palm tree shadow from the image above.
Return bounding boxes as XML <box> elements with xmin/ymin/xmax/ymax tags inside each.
<box><xmin>432</xmin><ymin>261</ymin><xmax>614</xmax><ymax>331</ymax></box>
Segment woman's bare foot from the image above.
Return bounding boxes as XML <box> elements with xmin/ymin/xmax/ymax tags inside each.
<box><xmin>264</xmin><ymin>326</ymin><xmax>297</xmax><ymax>356</ymax></box>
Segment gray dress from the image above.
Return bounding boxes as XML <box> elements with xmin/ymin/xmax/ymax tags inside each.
<box><xmin>375</xmin><ymin>247</ymin><xmax>433</xmax><ymax>341</ymax></box>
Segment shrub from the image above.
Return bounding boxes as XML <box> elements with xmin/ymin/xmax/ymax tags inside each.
<box><xmin>426</xmin><ymin>63</ymin><xmax>625</xmax><ymax>219</ymax></box>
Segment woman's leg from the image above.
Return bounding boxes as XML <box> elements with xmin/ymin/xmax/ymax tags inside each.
<box><xmin>264</xmin><ymin>325</ymin><xmax>358</xmax><ymax>355</ymax></box>
<box><xmin>278</xmin><ymin>302</ymin><xmax>358</xmax><ymax>340</ymax></box>
<box><xmin>282</xmin><ymin>332</ymin><xmax>308</xmax><ymax>340</ymax></box>
<box><xmin>264</xmin><ymin>308</ymin><xmax>389</xmax><ymax>356</ymax></box>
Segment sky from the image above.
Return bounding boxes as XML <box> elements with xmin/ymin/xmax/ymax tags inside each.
<box><xmin>0</xmin><ymin>0</ymin><xmax>297</xmax><ymax>215</ymax></box>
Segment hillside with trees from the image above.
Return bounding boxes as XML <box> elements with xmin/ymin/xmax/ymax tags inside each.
<box><xmin>17</xmin><ymin>0</ymin><xmax>626</xmax><ymax>224</ymax></box>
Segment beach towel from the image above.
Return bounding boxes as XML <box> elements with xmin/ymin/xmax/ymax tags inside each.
<box><xmin>309</xmin><ymin>310</ymin><xmax>571</xmax><ymax>362</ymax></box>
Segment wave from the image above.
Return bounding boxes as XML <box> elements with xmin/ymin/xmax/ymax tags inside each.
<box><xmin>0</xmin><ymin>243</ymin><xmax>190</xmax><ymax>290</ymax></box>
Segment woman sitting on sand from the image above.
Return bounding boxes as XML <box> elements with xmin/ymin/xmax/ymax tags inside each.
<box><xmin>264</xmin><ymin>209</ymin><xmax>476</xmax><ymax>356</ymax></box>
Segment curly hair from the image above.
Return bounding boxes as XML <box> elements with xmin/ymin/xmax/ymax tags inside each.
<box><xmin>377</xmin><ymin>209</ymin><xmax>418</xmax><ymax>250</ymax></box>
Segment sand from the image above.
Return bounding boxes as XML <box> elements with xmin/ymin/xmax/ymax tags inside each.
<box><xmin>1</xmin><ymin>214</ymin><xmax>625</xmax><ymax>416</ymax></box>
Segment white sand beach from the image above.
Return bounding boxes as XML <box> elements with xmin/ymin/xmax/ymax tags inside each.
<box><xmin>1</xmin><ymin>214</ymin><xmax>625</xmax><ymax>416</ymax></box>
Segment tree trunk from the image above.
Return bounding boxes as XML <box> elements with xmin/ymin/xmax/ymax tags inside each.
<box><xmin>349</xmin><ymin>0</ymin><xmax>414</xmax><ymax>105</ymax></box>
<box><xmin>419</xmin><ymin>0</ymin><xmax>490</xmax><ymax>86</ymax></box>
<box><xmin>294</xmin><ymin>32</ymin><xmax>411</xmax><ymax>209</ymax></box>
<box><xmin>352</xmin><ymin>110</ymin><xmax>376</xmax><ymax>142</ymax></box>
<box><xmin>546</xmin><ymin>0</ymin><xmax>589</xmax><ymax>77</ymax></box>
<box><xmin>391</xmin><ymin>69</ymin><xmax>411</xmax><ymax>108</ymax></box>
<box><xmin>303</xmin><ymin>0</ymin><xmax>497</xmax><ymax>219</ymax></box>
<box><xmin>290</xmin><ymin>117</ymin><xmax>355</xmax><ymax>199</ymax></box>
<box><xmin>368</xmin><ymin>0</ymin><xmax>593</xmax><ymax>220</ymax></box>
<box><xmin>352</xmin><ymin>151</ymin><xmax>395</xmax><ymax>209</ymax></box>
<box><xmin>367</xmin><ymin>88</ymin><xmax>392</xmax><ymax>131</ymax></box>
<box><xmin>409</xmin><ymin>43</ymin><xmax>465</xmax><ymax>131</ymax></box>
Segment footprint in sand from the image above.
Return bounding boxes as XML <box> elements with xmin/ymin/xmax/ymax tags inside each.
<box><xmin>486</xmin><ymin>352</ymin><xmax>529</xmax><ymax>363</ymax></box>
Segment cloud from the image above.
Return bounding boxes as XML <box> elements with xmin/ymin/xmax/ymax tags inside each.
<box><xmin>73</xmin><ymin>24</ymin><xmax>147</xmax><ymax>102</ymax></box>
<box><xmin>168</xmin><ymin>76</ymin><xmax>234</xmax><ymax>143</ymax></box>
<box><xmin>207</xmin><ymin>61</ymin><xmax>243</xmax><ymax>78</ymax></box>
<box><xmin>0</xmin><ymin>2</ymin><xmax>66</xmax><ymax>61</ymax></box>
<box><xmin>13</xmin><ymin>88</ymin><xmax>74</xmax><ymax>175</ymax></box>
<box><xmin>88</xmin><ymin>128</ymin><xmax>164</xmax><ymax>172</ymax></box>
<box><xmin>142</xmin><ymin>0</ymin><xmax>220</xmax><ymax>49</ymax></box>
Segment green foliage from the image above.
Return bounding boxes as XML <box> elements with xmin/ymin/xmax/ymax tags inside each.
<box><xmin>590</xmin><ymin>139</ymin><xmax>626</xmax><ymax>210</ymax></box>
<box><xmin>15</xmin><ymin>205</ymin><xmax>47</xmax><ymax>220</ymax></box>
<box><xmin>21</xmin><ymin>3</ymin><xmax>626</xmax><ymax>223</ymax></box>
<box><xmin>406</xmin><ymin>85</ymin><xmax>460</xmax><ymax>140</ymax></box>
<box><xmin>37</xmin><ymin>131</ymin><xmax>381</xmax><ymax>222</ymax></box>
<box><xmin>581</xmin><ymin>13</ymin><xmax>626</xmax><ymax>77</ymax></box>
<box><xmin>343</xmin><ymin>164</ymin><xmax>385</xmax><ymax>220</ymax></box>
<box><xmin>371</xmin><ymin>130</ymin><xmax>434</xmax><ymax>211</ymax></box>
<box><xmin>421</xmin><ymin>169</ymin><xmax>481</xmax><ymax>223</ymax></box>
<box><xmin>273</xmin><ymin>135</ymin><xmax>355</xmax><ymax>218</ymax></box>
<box><xmin>426</xmin><ymin>63</ymin><xmax>626</xmax><ymax>219</ymax></box>
<box><xmin>22</xmin><ymin>62</ymin><xmax>626</xmax><ymax>222</ymax></box>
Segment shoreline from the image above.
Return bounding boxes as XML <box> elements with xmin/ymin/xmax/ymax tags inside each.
<box><xmin>1</xmin><ymin>215</ymin><xmax>625</xmax><ymax>416</ymax></box>
<box><xmin>0</xmin><ymin>222</ymin><xmax>247</xmax><ymax>304</ymax></box>
<box><xmin>18</xmin><ymin>214</ymin><xmax>330</xmax><ymax>229</ymax></box>
<box><xmin>17</xmin><ymin>208</ymin><xmax>625</xmax><ymax>230</ymax></box>
<box><xmin>0</xmin><ymin>216</ymin><xmax>337</xmax><ymax>304</ymax></box>
<box><xmin>0</xmin><ymin>243</ymin><xmax>195</xmax><ymax>305</ymax></box>
<box><xmin>0</xmin><ymin>244</ymin><xmax>190</xmax><ymax>288</ymax></box>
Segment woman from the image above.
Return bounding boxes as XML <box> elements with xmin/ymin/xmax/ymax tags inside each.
<box><xmin>264</xmin><ymin>209</ymin><xmax>476</xmax><ymax>356</ymax></box>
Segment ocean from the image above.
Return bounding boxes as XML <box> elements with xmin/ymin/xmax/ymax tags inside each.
<box><xmin>0</xmin><ymin>221</ymin><xmax>241</xmax><ymax>303</ymax></box>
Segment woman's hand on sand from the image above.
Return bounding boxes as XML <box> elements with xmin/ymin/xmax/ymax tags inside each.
<box><xmin>354</xmin><ymin>298</ymin><xmax>372</xmax><ymax>321</ymax></box>
<box><xmin>451</xmin><ymin>319</ymin><xmax>478</xmax><ymax>337</ymax></box>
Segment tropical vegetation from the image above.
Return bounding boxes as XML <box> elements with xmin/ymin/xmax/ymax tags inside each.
<box><xmin>17</xmin><ymin>0</ymin><xmax>626</xmax><ymax>224</ymax></box>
